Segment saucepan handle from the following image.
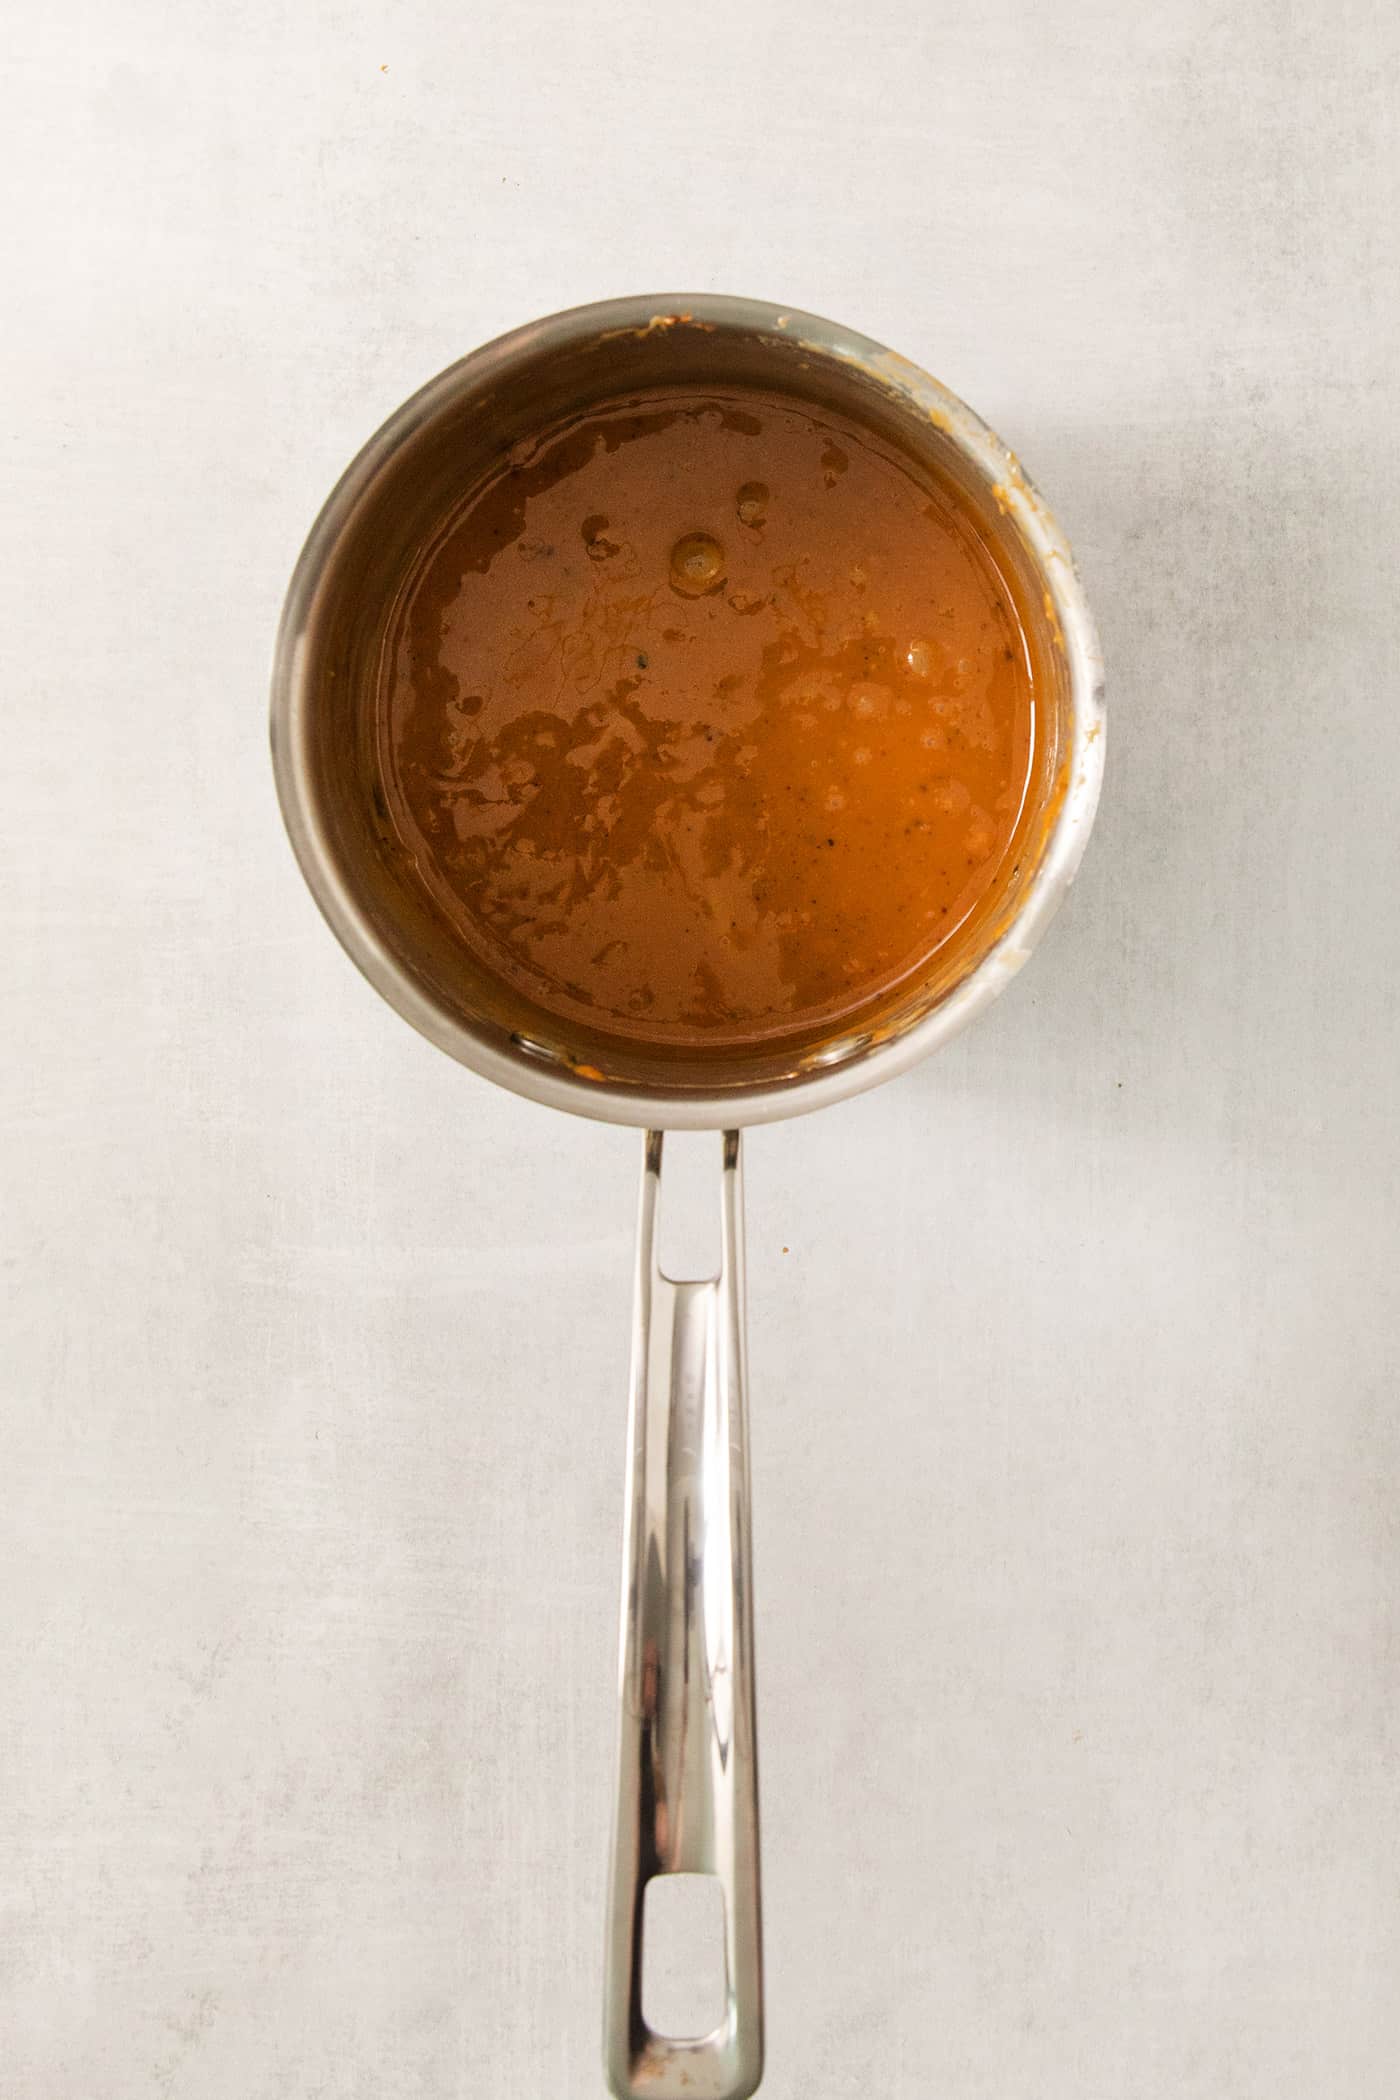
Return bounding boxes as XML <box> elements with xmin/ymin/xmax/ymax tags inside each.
<box><xmin>603</xmin><ymin>1129</ymin><xmax>764</xmax><ymax>2100</ymax></box>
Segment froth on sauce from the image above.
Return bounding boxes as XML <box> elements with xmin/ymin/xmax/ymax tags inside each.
<box><xmin>380</xmin><ymin>386</ymin><xmax>1037</xmax><ymax>1049</ymax></box>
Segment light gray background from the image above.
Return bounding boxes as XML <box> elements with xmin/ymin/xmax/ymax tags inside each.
<box><xmin>3</xmin><ymin>2</ymin><xmax>1397</xmax><ymax>2095</ymax></box>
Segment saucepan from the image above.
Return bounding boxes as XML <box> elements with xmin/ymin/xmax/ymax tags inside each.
<box><xmin>270</xmin><ymin>293</ymin><xmax>1104</xmax><ymax>2099</ymax></box>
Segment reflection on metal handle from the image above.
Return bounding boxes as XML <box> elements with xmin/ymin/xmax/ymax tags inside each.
<box><xmin>604</xmin><ymin>1129</ymin><xmax>763</xmax><ymax>2100</ymax></box>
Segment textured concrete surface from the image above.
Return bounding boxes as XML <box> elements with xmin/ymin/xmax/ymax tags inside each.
<box><xmin>3</xmin><ymin>2</ymin><xmax>1399</xmax><ymax>2094</ymax></box>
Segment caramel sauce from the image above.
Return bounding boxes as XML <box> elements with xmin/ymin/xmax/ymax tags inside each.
<box><xmin>380</xmin><ymin>387</ymin><xmax>1037</xmax><ymax>1048</ymax></box>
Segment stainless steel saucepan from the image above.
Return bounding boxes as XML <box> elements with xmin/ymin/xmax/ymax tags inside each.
<box><xmin>270</xmin><ymin>293</ymin><xmax>1104</xmax><ymax>2100</ymax></box>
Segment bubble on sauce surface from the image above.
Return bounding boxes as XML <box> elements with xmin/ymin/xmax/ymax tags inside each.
<box><xmin>928</xmin><ymin>776</ymin><xmax>971</xmax><ymax>815</ymax></box>
<box><xmin>582</xmin><ymin>514</ymin><xmax>621</xmax><ymax>561</ymax></box>
<box><xmin>850</xmin><ymin>683</ymin><xmax>890</xmax><ymax>719</ymax></box>
<box><xmin>670</xmin><ymin>532</ymin><xmax>727</xmax><ymax>597</ymax></box>
<box><xmin>965</xmin><ymin>811</ymin><xmax>996</xmax><ymax>862</ymax></box>
<box><xmin>736</xmin><ymin>482</ymin><xmax>769</xmax><ymax>528</ymax></box>
<box><xmin>820</xmin><ymin>441</ymin><xmax>849</xmax><ymax>485</ymax></box>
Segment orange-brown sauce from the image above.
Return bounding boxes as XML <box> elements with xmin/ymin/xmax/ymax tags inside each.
<box><xmin>381</xmin><ymin>387</ymin><xmax>1036</xmax><ymax>1047</ymax></box>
